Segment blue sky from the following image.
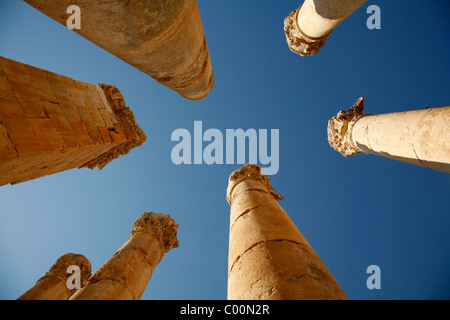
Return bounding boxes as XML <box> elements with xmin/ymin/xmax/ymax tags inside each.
<box><xmin>0</xmin><ymin>0</ymin><xmax>449</xmax><ymax>300</ymax></box>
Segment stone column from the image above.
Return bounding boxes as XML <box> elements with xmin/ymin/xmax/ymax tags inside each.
<box><xmin>24</xmin><ymin>0</ymin><xmax>214</xmax><ymax>100</ymax></box>
<box><xmin>226</xmin><ymin>164</ymin><xmax>348</xmax><ymax>300</ymax></box>
<box><xmin>17</xmin><ymin>253</ymin><xmax>91</xmax><ymax>300</ymax></box>
<box><xmin>0</xmin><ymin>56</ymin><xmax>146</xmax><ymax>187</ymax></box>
<box><xmin>284</xmin><ymin>0</ymin><xmax>367</xmax><ymax>56</ymax></box>
<box><xmin>328</xmin><ymin>97</ymin><xmax>450</xmax><ymax>173</ymax></box>
<box><xmin>70</xmin><ymin>212</ymin><xmax>179</xmax><ymax>300</ymax></box>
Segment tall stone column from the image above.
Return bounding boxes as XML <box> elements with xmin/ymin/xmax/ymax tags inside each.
<box><xmin>24</xmin><ymin>0</ymin><xmax>214</xmax><ymax>100</ymax></box>
<box><xmin>0</xmin><ymin>56</ymin><xmax>146</xmax><ymax>187</ymax></box>
<box><xmin>17</xmin><ymin>253</ymin><xmax>91</xmax><ymax>300</ymax></box>
<box><xmin>328</xmin><ymin>97</ymin><xmax>450</xmax><ymax>173</ymax></box>
<box><xmin>70</xmin><ymin>212</ymin><xmax>179</xmax><ymax>300</ymax></box>
<box><xmin>226</xmin><ymin>164</ymin><xmax>348</xmax><ymax>300</ymax></box>
<box><xmin>284</xmin><ymin>0</ymin><xmax>367</xmax><ymax>56</ymax></box>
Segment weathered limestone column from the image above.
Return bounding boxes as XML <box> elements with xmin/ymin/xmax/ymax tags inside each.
<box><xmin>284</xmin><ymin>0</ymin><xmax>367</xmax><ymax>56</ymax></box>
<box><xmin>0</xmin><ymin>56</ymin><xmax>146</xmax><ymax>187</ymax></box>
<box><xmin>226</xmin><ymin>164</ymin><xmax>348</xmax><ymax>300</ymax></box>
<box><xmin>328</xmin><ymin>97</ymin><xmax>450</xmax><ymax>173</ymax></box>
<box><xmin>17</xmin><ymin>253</ymin><xmax>91</xmax><ymax>300</ymax></box>
<box><xmin>70</xmin><ymin>212</ymin><xmax>179</xmax><ymax>300</ymax></box>
<box><xmin>24</xmin><ymin>0</ymin><xmax>214</xmax><ymax>100</ymax></box>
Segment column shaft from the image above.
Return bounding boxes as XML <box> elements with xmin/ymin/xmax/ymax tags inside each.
<box><xmin>285</xmin><ymin>0</ymin><xmax>367</xmax><ymax>56</ymax></box>
<box><xmin>227</xmin><ymin>164</ymin><xmax>348</xmax><ymax>300</ymax></box>
<box><xmin>0</xmin><ymin>56</ymin><xmax>146</xmax><ymax>187</ymax></box>
<box><xmin>70</xmin><ymin>212</ymin><xmax>179</xmax><ymax>300</ymax></box>
<box><xmin>298</xmin><ymin>0</ymin><xmax>367</xmax><ymax>38</ymax></box>
<box><xmin>352</xmin><ymin>107</ymin><xmax>450</xmax><ymax>172</ymax></box>
<box><xmin>328</xmin><ymin>97</ymin><xmax>450</xmax><ymax>173</ymax></box>
<box><xmin>24</xmin><ymin>0</ymin><xmax>214</xmax><ymax>100</ymax></box>
<box><xmin>17</xmin><ymin>276</ymin><xmax>70</xmax><ymax>300</ymax></box>
<box><xmin>17</xmin><ymin>253</ymin><xmax>91</xmax><ymax>300</ymax></box>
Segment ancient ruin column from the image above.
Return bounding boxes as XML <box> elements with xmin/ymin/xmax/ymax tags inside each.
<box><xmin>24</xmin><ymin>0</ymin><xmax>214</xmax><ymax>100</ymax></box>
<box><xmin>17</xmin><ymin>253</ymin><xmax>91</xmax><ymax>300</ymax></box>
<box><xmin>0</xmin><ymin>56</ymin><xmax>146</xmax><ymax>187</ymax></box>
<box><xmin>328</xmin><ymin>97</ymin><xmax>450</xmax><ymax>173</ymax></box>
<box><xmin>70</xmin><ymin>212</ymin><xmax>179</xmax><ymax>300</ymax></box>
<box><xmin>226</xmin><ymin>164</ymin><xmax>348</xmax><ymax>300</ymax></box>
<box><xmin>284</xmin><ymin>0</ymin><xmax>367</xmax><ymax>56</ymax></box>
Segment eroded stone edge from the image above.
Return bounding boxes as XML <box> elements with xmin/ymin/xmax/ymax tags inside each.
<box><xmin>129</xmin><ymin>212</ymin><xmax>179</xmax><ymax>254</ymax></box>
<box><xmin>327</xmin><ymin>97</ymin><xmax>371</xmax><ymax>157</ymax></box>
<box><xmin>226</xmin><ymin>164</ymin><xmax>284</xmax><ymax>205</ymax></box>
<box><xmin>80</xmin><ymin>84</ymin><xmax>147</xmax><ymax>170</ymax></box>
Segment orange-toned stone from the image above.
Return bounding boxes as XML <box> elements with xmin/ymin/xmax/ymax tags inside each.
<box><xmin>70</xmin><ymin>212</ymin><xmax>178</xmax><ymax>300</ymax></box>
<box><xmin>24</xmin><ymin>0</ymin><xmax>214</xmax><ymax>100</ymax></box>
<box><xmin>0</xmin><ymin>56</ymin><xmax>146</xmax><ymax>187</ymax></box>
<box><xmin>226</xmin><ymin>164</ymin><xmax>348</xmax><ymax>300</ymax></box>
<box><xmin>17</xmin><ymin>253</ymin><xmax>91</xmax><ymax>300</ymax></box>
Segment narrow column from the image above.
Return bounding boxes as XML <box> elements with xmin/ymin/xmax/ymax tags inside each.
<box><xmin>17</xmin><ymin>253</ymin><xmax>91</xmax><ymax>300</ymax></box>
<box><xmin>226</xmin><ymin>164</ymin><xmax>348</xmax><ymax>300</ymax></box>
<box><xmin>70</xmin><ymin>212</ymin><xmax>179</xmax><ymax>300</ymax></box>
<box><xmin>24</xmin><ymin>0</ymin><xmax>214</xmax><ymax>100</ymax></box>
<box><xmin>0</xmin><ymin>56</ymin><xmax>146</xmax><ymax>187</ymax></box>
<box><xmin>328</xmin><ymin>97</ymin><xmax>450</xmax><ymax>173</ymax></box>
<box><xmin>284</xmin><ymin>0</ymin><xmax>367</xmax><ymax>56</ymax></box>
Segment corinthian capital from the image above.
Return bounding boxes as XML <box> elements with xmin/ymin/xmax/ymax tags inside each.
<box><xmin>284</xmin><ymin>6</ymin><xmax>330</xmax><ymax>56</ymax></box>
<box><xmin>226</xmin><ymin>164</ymin><xmax>284</xmax><ymax>204</ymax></box>
<box><xmin>46</xmin><ymin>253</ymin><xmax>92</xmax><ymax>293</ymax></box>
<box><xmin>129</xmin><ymin>212</ymin><xmax>179</xmax><ymax>253</ymax></box>
<box><xmin>327</xmin><ymin>97</ymin><xmax>370</xmax><ymax>157</ymax></box>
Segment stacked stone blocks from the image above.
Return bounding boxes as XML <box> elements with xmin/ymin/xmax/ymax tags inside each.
<box><xmin>0</xmin><ymin>56</ymin><xmax>145</xmax><ymax>187</ymax></box>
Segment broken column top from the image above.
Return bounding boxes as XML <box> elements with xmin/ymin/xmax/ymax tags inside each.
<box><xmin>129</xmin><ymin>212</ymin><xmax>179</xmax><ymax>253</ymax></box>
<box><xmin>226</xmin><ymin>164</ymin><xmax>284</xmax><ymax>205</ymax></box>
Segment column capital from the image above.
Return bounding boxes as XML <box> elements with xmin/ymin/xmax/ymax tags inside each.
<box><xmin>129</xmin><ymin>212</ymin><xmax>179</xmax><ymax>253</ymax></box>
<box><xmin>226</xmin><ymin>164</ymin><xmax>284</xmax><ymax>205</ymax></box>
<box><xmin>327</xmin><ymin>97</ymin><xmax>371</xmax><ymax>157</ymax></box>
<box><xmin>80</xmin><ymin>84</ymin><xmax>147</xmax><ymax>170</ymax></box>
<box><xmin>46</xmin><ymin>253</ymin><xmax>92</xmax><ymax>293</ymax></box>
<box><xmin>284</xmin><ymin>6</ymin><xmax>330</xmax><ymax>56</ymax></box>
